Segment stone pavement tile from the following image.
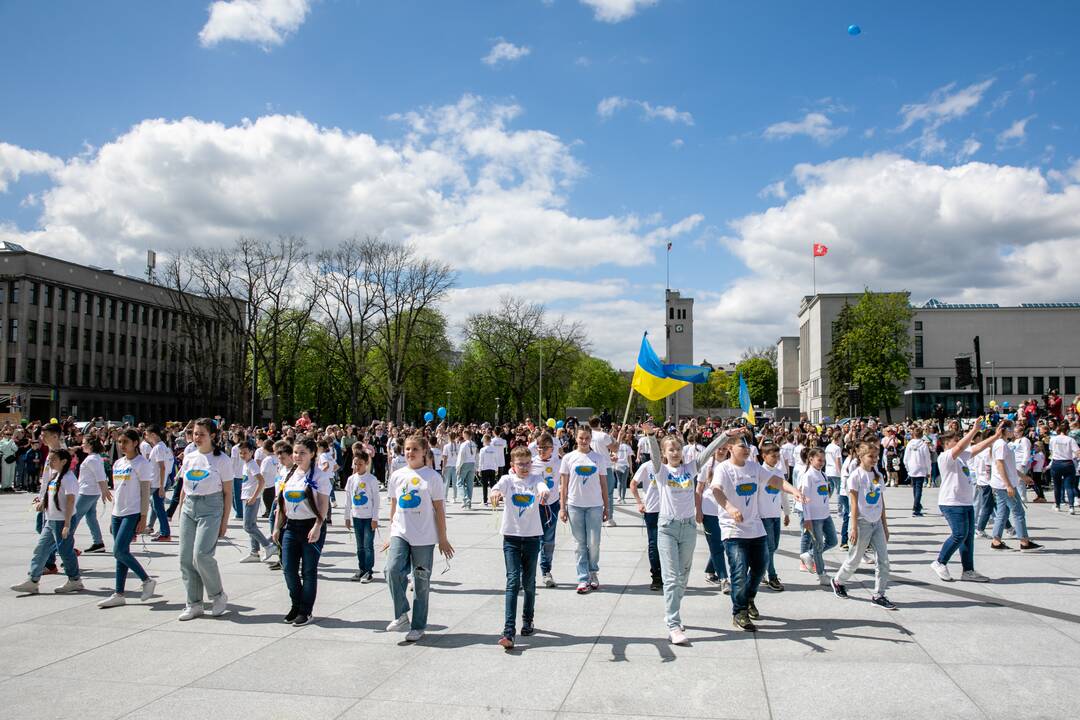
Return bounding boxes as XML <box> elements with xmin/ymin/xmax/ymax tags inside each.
<box><xmin>0</xmin><ymin>621</ymin><xmax>140</xmax><ymax>675</ymax></box>
<box><xmin>368</xmin><ymin>645</ymin><xmax>588</xmax><ymax>711</ymax></box>
<box><xmin>879</xmin><ymin>584</ymin><xmax>1066</xmax><ymax>626</ymax></box>
<box><xmin>341</xmin><ymin>698</ymin><xmax>557</xmax><ymax>719</ymax></box>
<box><xmin>0</xmin><ymin>676</ymin><xmax>177</xmax><ymax>720</ymax></box>
<box><xmin>122</xmin><ymin>687</ymin><xmax>355</xmax><ymax>720</ymax></box>
<box><xmin>942</xmin><ymin>664</ymin><xmax>1072</xmax><ymax>720</ymax></box>
<box><xmin>900</xmin><ymin>619</ymin><xmax>1080</xmax><ymax>666</ymax></box>
<box><xmin>561</xmin><ymin>655</ymin><xmax>769</xmax><ymax>719</ymax></box>
<box><xmin>764</xmin><ymin>659</ymin><xmax>985</xmax><ymax>720</ymax></box>
<box><xmin>295</xmin><ymin>593</ymin><xmax>486</xmax><ymax>645</ymax></box>
<box><xmin>753</xmin><ymin>613</ymin><xmax>931</xmax><ymax>663</ymax></box>
<box><xmin>193</xmin><ymin>636</ymin><xmax>419</xmax><ymax>698</ymax></box>
<box><xmin>0</xmin><ymin>591</ymin><xmax>103</xmax><ymax>628</ymax></box>
<box><xmin>443</xmin><ymin>609</ymin><xmax>608</xmax><ymax>654</ymax></box>
<box><xmin>44</xmin><ymin>629</ymin><xmax>277</xmax><ymax>686</ymax></box>
<box><xmin>28</xmin><ymin>593</ymin><xmax>183</xmax><ymax>630</ymax></box>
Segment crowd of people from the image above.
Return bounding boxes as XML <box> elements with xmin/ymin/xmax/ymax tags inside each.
<box><xmin>5</xmin><ymin>398</ymin><xmax>1080</xmax><ymax>648</ymax></box>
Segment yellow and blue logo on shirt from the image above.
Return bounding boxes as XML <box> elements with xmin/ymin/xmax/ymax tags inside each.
<box><xmin>865</xmin><ymin>486</ymin><xmax>881</xmax><ymax>505</ymax></box>
<box><xmin>352</xmin><ymin>489</ymin><xmax>368</xmax><ymax>506</ymax></box>
<box><xmin>764</xmin><ymin>484</ymin><xmax>781</xmax><ymax>496</ymax></box>
<box><xmin>816</xmin><ymin>483</ymin><xmax>829</xmax><ymax>497</ymax></box>
<box><xmin>511</xmin><ymin>492</ymin><xmax>535</xmax><ymax>517</ymax></box>
<box><xmin>575</xmin><ymin>465</ymin><xmax>597</xmax><ymax>483</ymax></box>
<box><xmin>283</xmin><ymin>489</ymin><xmax>306</xmax><ymax>504</ymax></box>
<box><xmin>667</xmin><ymin>471</ymin><xmax>693</xmax><ymax>489</ymax></box>
<box><xmin>114</xmin><ymin>466</ymin><xmax>132</xmax><ymax>482</ymax></box>
<box><xmin>186</xmin><ymin>468</ymin><xmax>209</xmax><ymax>486</ymax></box>
<box><xmin>736</xmin><ymin>482</ymin><xmax>758</xmax><ymax>506</ymax></box>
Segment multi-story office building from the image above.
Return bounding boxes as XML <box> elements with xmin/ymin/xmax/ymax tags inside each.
<box><xmin>777</xmin><ymin>292</ymin><xmax>1080</xmax><ymax>421</ymax></box>
<box><xmin>0</xmin><ymin>242</ymin><xmax>242</xmax><ymax>422</ymax></box>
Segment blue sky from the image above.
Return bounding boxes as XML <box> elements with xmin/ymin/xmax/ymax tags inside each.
<box><xmin>1</xmin><ymin>0</ymin><xmax>1078</xmax><ymax>369</ymax></box>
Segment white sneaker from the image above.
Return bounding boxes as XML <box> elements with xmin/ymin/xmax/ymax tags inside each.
<box><xmin>960</xmin><ymin>570</ymin><xmax>990</xmax><ymax>583</ymax></box>
<box><xmin>10</xmin><ymin>579</ymin><xmax>39</xmax><ymax>594</ymax></box>
<box><xmin>720</xmin><ymin>578</ymin><xmax>731</xmax><ymax>595</ymax></box>
<box><xmin>975</xmin><ymin>529</ymin><xmax>988</xmax><ymax>538</ymax></box>
<box><xmin>605</xmin><ymin>518</ymin><xmax>617</xmax><ymax>527</ymax></box>
<box><xmin>98</xmin><ymin>593</ymin><xmax>126</xmax><ymax>608</ymax></box>
<box><xmin>386</xmin><ymin>613</ymin><xmax>410</xmax><ymax>632</ymax></box>
<box><xmin>262</xmin><ymin>547</ymin><xmax>279</xmax><ymax>563</ymax></box>
<box><xmin>799</xmin><ymin>551</ymin><xmax>815</xmax><ymax>573</ymax></box>
<box><xmin>178</xmin><ymin>604</ymin><xmax>204</xmax><ymax>621</ymax></box>
<box><xmin>669</xmin><ymin>627</ymin><xmax>689</xmax><ymax>645</ymax></box>
<box><xmin>1005</xmin><ymin>528</ymin><xmax>1017</xmax><ymax>538</ymax></box>
<box><xmin>360</xmin><ymin>572</ymin><xmax>373</xmax><ymax>584</ymax></box>
<box><xmin>210</xmin><ymin>591</ymin><xmax>229</xmax><ymax>617</ymax></box>
<box><xmin>930</xmin><ymin>561</ymin><xmax>953</xmax><ymax>582</ymax></box>
<box><xmin>140</xmin><ymin>578</ymin><xmax>157</xmax><ymax>601</ymax></box>
<box><xmin>53</xmin><ymin>578</ymin><xmax>84</xmax><ymax>594</ymax></box>
<box><xmin>405</xmin><ymin>629</ymin><xmax>424</xmax><ymax>642</ymax></box>
<box><xmin>543</xmin><ymin>573</ymin><xmax>556</xmax><ymax>588</ymax></box>
<box><xmin>240</xmin><ymin>552</ymin><xmax>262</xmax><ymax>564</ymax></box>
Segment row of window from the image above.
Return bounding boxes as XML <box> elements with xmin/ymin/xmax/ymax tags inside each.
<box><xmin>4</xmin><ymin>319</ymin><xmax>180</xmax><ymax>361</ymax></box>
<box><xmin>913</xmin><ymin>375</ymin><xmax>1077</xmax><ymax>395</ymax></box>
<box><xmin>14</xmin><ymin>356</ymin><xmax>182</xmax><ymax>393</ymax></box>
<box><xmin>1</xmin><ymin>280</ymin><xmax>183</xmax><ymax>331</ymax></box>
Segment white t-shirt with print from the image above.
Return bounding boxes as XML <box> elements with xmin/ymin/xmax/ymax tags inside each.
<box><xmin>710</xmin><ymin>459</ymin><xmax>767</xmax><ymax>540</ymax></box>
<box><xmin>990</xmin><ymin>438</ymin><xmax>1021</xmax><ymax>490</ymax></box>
<box><xmin>531</xmin><ymin>451</ymin><xmax>561</xmax><ymax>506</ymax></box>
<box><xmin>490</xmin><ymin>436</ymin><xmax>508</xmax><ymax>465</ymax></box>
<box><xmin>849</xmin><ymin>465</ymin><xmax>885</xmax><ymax>524</ymax></box>
<box><xmin>78</xmin><ymin>454</ymin><xmax>107</xmax><ymax>496</ymax></box>
<box><xmin>179</xmin><ymin>450</ymin><xmax>233</xmax><ymax>496</ymax></box>
<box><xmin>756</xmin><ymin>462</ymin><xmax>788</xmax><ymax>519</ymax></box>
<box><xmin>345</xmin><ymin>472</ymin><xmax>380</xmax><ymax>520</ymax></box>
<box><xmin>149</xmin><ymin>441</ymin><xmax>174</xmax><ymax>490</ymax></box>
<box><xmin>112</xmin><ymin>454</ymin><xmax>153</xmax><ymax>517</ymax></box>
<box><xmin>281</xmin><ymin>467</ymin><xmax>332</xmax><ymax>521</ymax></box>
<box><xmin>389</xmin><ymin>465</ymin><xmax>446</xmax><ymax>546</ymax></box>
<box><xmin>797</xmin><ymin>467</ymin><xmax>831</xmax><ymax>521</ymax></box>
<box><xmin>655</xmin><ymin>462</ymin><xmax>698</xmax><ymax>520</ymax></box>
<box><xmin>938</xmin><ymin>450</ymin><xmax>975</xmax><ymax>507</ymax></box>
<box><xmin>41</xmin><ymin>470</ymin><xmax>78</xmax><ymax>521</ymax></box>
<box><xmin>494</xmin><ymin>472</ymin><xmax>548</xmax><ymax>537</ymax></box>
<box><xmin>240</xmin><ymin>458</ymin><xmax>262</xmax><ymax>501</ymax></box>
<box><xmin>634</xmin><ymin>462</ymin><xmax>661</xmax><ymax>514</ymax></box>
<box><xmin>560</xmin><ymin>450</ymin><xmax>608</xmax><ymax>508</ymax></box>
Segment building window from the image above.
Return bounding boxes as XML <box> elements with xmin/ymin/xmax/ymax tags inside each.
<box><xmin>70</xmin><ymin>326</ymin><xmax>78</xmax><ymax>350</ymax></box>
<box><xmin>55</xmin><ymin>361</ymin><xmax>63</xmax><ymax>385</ymax></box>
<box><xmin>130</xmin><ymin>336</ymin><xmax>137</xmax><ymax>354</ymax></box>
<box><xmin>1066</xmin><ymin>376</ymin><xmax>1076</xmax><ymax>395</ymax></box>
<box><xmin>140</xmin><ymin>369</ymin><xmax>147</xmax><ymax>389</ymax></box>
<box><xmin>42</xmin><ymin>359</ymin><xmax>50</xmax><ymax>384</ymax></box>
<box><xmin>120</xmin><ymin>334</ymin><xmax>127</xmax><ymax>355</ymax></box>
<box><xmin>129</xmin><ymin>368</ymin><xmax>135</xmax><ymax>388</ymax></box>
<box><xmin>96</xmin><ymin>330</ymin><xmax>104</xmax><ymax>353</ymax></box>
<box><xmin>83</xmin><ymin>328</ymin><xmax>91</xmax><ymax>349</ymax></box>
<box><xmin>94</xmin><ymin>366</ymin><xmax>102</xmax><ymax>387</ymax></box>
<box><xmin>1001</xmin><ymin>376</ymin><xmax>1013</xmax><ymax>395</ymax></box>
<box><xmin>152</xmin><ymin>308</ymin><xmax>159</xmax><ymax>326</ymax></box>
<box><xmin>939</xmin><ymin>377</ymin><xmax>951</xmax><ymax>390</ymax></box>
<box><xmin>9</xmin><ymin>282</ymin><xmax>19</xmax><ymax>304</ymax></box>
<box><xmin>141</xmin><ymin>337</ymin><xmax>148</xmax><ymax>358</ymax></box>
<box><xmin>108</xmin><ymin>298</ymin><xmax>115</xmax><ymax>319</ymax></box>
<box><xmin>1033</xmin><ymin>376</ymin><xmax>1044</xmax><ymax>395</ymax></box>
<box><xmin>986</xmin><ymin>376</ymin><xmax>996</xmax><ymax>395</ymax></box>
<box><xmin>43</xmin><ymin>322</ymin><xmax>52</xmax><ymax>346</ymax></box>
<box><xmin>6</xmin><ymin>357</ymin><xmax>14</xmax><ymax>382</ymax></box>
<box><xmin>120</xmin><ymin>302</ymin><xmax>127</xmax><ymax>322</ymax></box>
<box><xmin>95</xmin><ymin>295</ymin><xmax>103</xmax><ymax>317</ymax></box>
<box><xmin>25</xmin><ymin>359</ymin><xmax>35</xmax><ymax>383</ymax></box>
<box><xmin>170</xmin><ymin>313</ymin><xmax>177</xmax><ymax>331</ymax></box>
<box><xmin>44</xmin><ymin>285</ymin><xmax>52</xmax><ymax>308</ymax></box>
<box><xmin>1017</xmin><ymin>376</ymin><xmax>1028</xmax><ymax>395</ymax></box>
<box><xmin>914</xmin><ymin>377</ymin><xmax>926</xmax><ymax>390</ymax></box>
<box><xmin>7</xmin><ymin>319</ymin><xmax>17</xmax><ymax>343</ymax></box>
<box><xmin>151</xmin><ymin>340</ymin><xmax>157</xmax><ymax>359</ymax></box>
<box><xmin>150</xmin><ymin>370</ymin><xmax>157</xmax><ymax>390</ymax></box>
<box><xmin>27</xmin><ymin>320</ymin><xmax>37</xmax><ymax>344</ymax></box>
<box><xmin>914</xmin><ymin>321</ymin><xmax>923</xmax><ymax>331</ymax></box>
<box><xmin>57</xmin><ymin>287</ymin><xmax>66</xmax><ymax>310</ymax></box>
<box><xmin>68</xmin><ymin>363</ymin><xmax>76</xmax><ymax>385</ymax></box>
<box><xmin>83</xmin><ymin>292</ymin><xmax>92</xmax><ymax>315</ymax></box>
<box><xmin>30</xmin><ymin>282</ymin><xmax>39</xmax><ymax>305</ymax></box>
<box><xmin>82</xmin><ymin>364</ymin><xmax>90</xmax><ymax>385</ymax></box>
<box><xmin>108</xmin><ymin>332</ymin><xmax>115</xmax><ymax>354</ymax></box>
<box><xmin>142</xmin><ymin>306</ymin><xmax>148</xmax><ymax>325</ymax></box>
<box><xmin>668</xmin><ymin>307</ymin><xmax>674</xmax><ymax>320</ymax></box>
<box><xmin>914</xmin><ymin>335</ymin><xmax>923</xmax><ymax>368</ymax></box>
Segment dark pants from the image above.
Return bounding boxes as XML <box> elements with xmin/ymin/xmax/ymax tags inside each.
<box><xmin>1051</xmin><ymin>460</ymin><xmax>1077</xmax><ymax>508</ymax></box>
<box><xmin>938</xmin><ymin>505</ymin><xmax>974</xmax><ymax>572</ymax></box>
<box><xmin>539</xmin><ymin>500</ymin><xmax>559</xmax><ymax>575</ymax></box>
<box><xmin>261</xmin><ymin>487</ymin><xmax>275</xmax><ymax>517</ymax></box>
<box><xmin>148</xmin><ymin>491</ymin><xmax>170</xmax><ymax>536</ymax></box>
<box><xmin>351</xmin><ymin>519</ymin><xmax>376</xmax><ymax>575</ymax></box>
<box><xmin>911</xmin><ymin>476</ymin><xmax>925</xmax><ymax>514</ymax></box>
<box><xmin>111</xmin><ymin>513</ymin><xmax>149</xmax><ymax>593</ymax></box>
<box><xmin>761</xmin><ymin>516</ymin><xmax>781</xmax><ymax>580</ymax></box>
<box><xmin>643</xmin><ymin>511</ymin><xmax>661</xmax><ymax>581</ymax></box>
<box><xmin>166</xmin><ymin>478</ymin><xmax>183</xmax><ymax>519</ymax></box>
<box><xmin>480</xmin><ymin>469</ymin><xmax>497</xmax><ymax>504</ymax></box>
<box><xmin>503</xmin><ymin>535</ymin><xmax>540</xmax><ymax>637</ymax></box>
<box><xmin>724</xmin><ymin>535</ymin><xmax>768</xmax><ymax>615</ymax></box>
<box><xmin>975</xmin><ymin>485</ymin><xmax>995</xmax><ymax>531</ymax></box>
<box><xmin>1030</xmin><ymin>470</ymin><xmax>1046</xmax><ymax>500</ymax></box>
<box><xmin>701</xmin><ymin>513</ymin><xmax>728</xmax><ymax>580</ymax></box>
<box><xmin>281</xmin><ymin>518</ymin><xmax>326</xmax><ymax>615</ymax></box>
<box><xmin>231</xmin><ymin>478</ymin><xmax>244</xmax><ymax>519</ymax></box>
<box><xmin>837</xmin><ymin>495</ymin><xmax>850</xmax><ymax>545</ymax></box>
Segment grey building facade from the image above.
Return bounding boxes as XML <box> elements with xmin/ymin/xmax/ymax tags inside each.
<box><xmin>664</xmin><ymin>289</ymin><xmax>695</xmax><ymax>420</ymax></box>
<box><xmin>0</xmin><ymin>243</ymin><xmax>242</xmax><ymax>422</ymax></box>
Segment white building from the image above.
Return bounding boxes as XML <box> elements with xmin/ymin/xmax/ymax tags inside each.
<box><xmin>777</xmin><ymin>292</ymin><xmax>1080</xmax><ymax>421</ymax></box>
<box><xmin>664</xmin><ymin>289</ymin><xmax>695</xmax><ymax>420</ymax></box>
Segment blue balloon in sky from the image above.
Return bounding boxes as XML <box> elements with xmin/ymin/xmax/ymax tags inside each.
<box><xmin>848</xmin><ymin>24</ymin><xmax>861</xmax><ymax>36</ymax></box>
<box><xmin>424</xmin><ymin>411</ymin><xmax>434</xmax><ymax>423</ymax></box>
<box><xmin>437</xmin><ymin>406</ymin><xmax>447</xmax><ymax>419</ymax></box>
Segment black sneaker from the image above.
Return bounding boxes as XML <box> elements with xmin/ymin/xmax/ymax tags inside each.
<box><xmin>85</xmin><ymin>543</ymin><xmax>107</xmax><ymax>554</ymax></box>
<box><xmin>732</xmin><ymin>611</ymin><xmax>757</xmax><ymax>632</ymax></box>
<box><xmin>521</xmin><ymin>622</ymin><xmax>535</xmax><ymax>636</ymax></box>
<box><xmin>767</xmin><ymin>577</ymin><xmax>784</xmax><ymax>592</ymax></box>
<box><xmin>831</xmin><ymin>578</ymin><xmax>848</xmax><ymax>599</ymax></box>
<box><xmin>1019</xmin><ymin>541</ymin><xmax>1042</xmax><ymax>552</ymax></box>
<box><xmin>649</xmin><ymin>577</ymin><xmax>662</xmax><ymax>591</ymax></box>
<box><xmin>747</xmin><ymin>601</ymin><xmax>760</xmax><ymax>620</ymax></box>
<box><xmin>990</xmin><ymin>542</ymin><xmax>1011</xmax><ymax>551</ymax></box>
<box><xmin>293</xmin><ymin>614</ymin><xmax>311</xmax><ymax>626</ymax></box>
<box><xmin>284</xmin><ymin>607</ymin><xmax>300</xmax><ymax>623</ymax></box>
<box><xmin>704</xmin><ymin>573</ymin><xmax>720</xmax><ymax>585</ymax></box>
<box><xmin>871</xmin><ymin>595</ymin><xmax>897</xmax><ymax>611</ymax></box>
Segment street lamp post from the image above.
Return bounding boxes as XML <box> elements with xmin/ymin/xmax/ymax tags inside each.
<box><xmin>985</xmin><ymin>361</ymin><xmax>996</xmax><ymax>402</ymax></box>
<box><xmin>446</xmin><ymin>391</ymin><xmax>451</xmax><ymax>422</ymax></box>
<box><xmin>495</xmin><ymin>397</ymin><xmax>500</xmax><ymax>426</ymax></box>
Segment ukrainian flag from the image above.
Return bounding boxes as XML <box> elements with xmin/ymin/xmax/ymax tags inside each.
<box><xmin>738</xmin><ymin>372</ymin><xmax>756</xmax><ymax>426</ymax></box>
<box><xmin>631</xmin><ymin>333</ymin><xmax>711</xmax><ymax>401</ymax></box>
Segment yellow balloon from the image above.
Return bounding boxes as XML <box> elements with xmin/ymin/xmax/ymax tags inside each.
<box><xmin>50</xmin><ymin>418</ymin><xmax>59</xmax><ymax>424</ymax></box>
<box><xmin>546</xmin><ymin>418</ymin><xmax>556</xmax><ymax>429</ymax></box>
<box><xmin>989</xmin><ymin>401</ymin><xmax>997</xmax><ymax>408</ymax></box>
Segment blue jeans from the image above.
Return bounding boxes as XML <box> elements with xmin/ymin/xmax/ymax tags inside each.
<box><xmin>35</xmin><ymin>511</ymin><xmax>56</xmax><ymax>568</ymax></box>
<box><xmin>657</xmin><ymin>517</ymin><xmax>696</xmax><ymax>629</ymax></box>
<box><xmin>539</xmin><ymin>500</ymin><xmax>559</xmax><ymax>575</ymax></box>
<box><xmin>111</xmin><ymin>513</ymin><xmax>148</xmax><ymax>593</ymax></box>
<box><xmin>836</xmin><ymin>495</ymin><xmax>850</xmax><ymax>545</ymax></box>
<box><xmin>443</xmin><ymin>466</ymin><xmax>457</xmax><ymax>500</ymax></box>
<box><xmin>910</xmin><ymin>476</ymin><xmax>926</xmax><ymax>514</ymax></box>
<box><xmin>458</xmin><ymin>463</ymin><xmax>475</xmax><ymax>507</ymax></box>
<box><xmin>243</xmin><ymin>499</ymin><xmax>271</xmax><ymax>553</ymax></box>
<box><xmin>502</xmin><ymin>535</ymin><xmax>540</xmax><ymax>637</ymax></box>
<box><xmin>1050</xmin><ymin>460</ymin><xmax>1077</xmax><ymax>508</ymax></box>
<box><xmin>992</xmin><ymin>488</ymin><xmax>1028</xmax><ymax>540</ymax></box>
<box><xmin>281</xmin><ymin>518</ymin><xmax>326</xmax><ymax>615</ymax></box>
<box><xmin>568</xmin><ymin>504</ymin><xmax>602</xmax><ymax>582</ymax></box>
<box><xmin>73</xmin><ymin>493</ymin><xmax>104</xmax><ymax>545</ymax></box>
<box><xmin>806</xmin><ymin>516</ymin><xmax>838</xmax><ymax>576</ymax></box>
<box><xmin>615</xmin><ymin>467</ymin><xmax>629</xmax><ymax>501</ymax></box>
<box><xmin>700</xmin><ymin>513</ymin><xmax>728</xmax><ymax>579</ymax></box>
<box><xmin>148</xmin><ymin>490</ymin><xmax>170</xmax><ymax>537</ymax></box>
<box><xmin>231</xmin><ymin>478</ymin><xmax>244</xmax><ymax>518</ymax></box>
<box><xmin>938</xmin><ymin>504</ymin><xmax>974</xmax><ymax>571</ymax></box>
<box><xmin>975</xmin><ymin>485</ymin><xmax>995</xmax><ymax>531</ymax></box>
<box><xmin>761</xmin><ymin>516</ymin><xmax>781</xmax><ymax>580</ymax></box>
<box><xmin>605</xmin><ymin>468</ymin><xmax>616</xmax><ymax>509</ymax></box>
<box><xmin>386</xmin><ymin>537</ymin><xmax>433</xmax><ymax>630</ymax></box>
<box><xmin>351</xmin><ymin>518</ymin><xmax>376</xmax><ymax>574</ymax></box>
<box><xmin>179</xmin><ymin>492</ymin><xmax>225</xmax><ymax>606</ymax></box>
<box><xmin>644</xmin><ymin>511</ymin><xmax>661</xmax><ymax>580</ymax></box>
<box><xmin>724</xmin><ymin>535</ymin><xmax>767</xmax><ymax>615</ymax></box>
<box><xmin>28</xmin><ymin>519</ymin><xmax>80</xmax><ymax>581</ymax></box>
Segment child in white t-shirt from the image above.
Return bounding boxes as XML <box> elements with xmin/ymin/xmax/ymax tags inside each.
<box><xmin>238</xmin><ymin>441</ymin><xmax>273</xmax><ymax>563</ymax></box>
<box><xmin>490</xmin><ymin>446</ymin><xmax>551</xmax><ymax>649</ymax></box>
<box><xmin>345</xmin><ymin>451</ymin><xmax>380</xmax><ymax>583</ymax></box>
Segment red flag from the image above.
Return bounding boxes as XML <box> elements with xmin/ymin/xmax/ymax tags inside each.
<box><xmin>813</xmin><ymin>243</ymin><xmax>828</xmax><ymax>257</ymax></box>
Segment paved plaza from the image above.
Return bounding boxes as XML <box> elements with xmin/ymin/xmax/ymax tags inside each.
<box><xmin>1</xmin><ymin>488</ymin><xmax>1079</xmax><ymax>720</ymax></box>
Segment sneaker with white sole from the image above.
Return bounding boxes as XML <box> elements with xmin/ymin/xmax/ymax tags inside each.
<box><xmin>721</xmin><ymin>578</ymin><xmax>731</xmax><ymax>595</ymax></box>
<box><xmin>589</xmin><ymin>573</ymin><xmax>600</xmax><ymax>590</ymax></box>
<box><xmin>799</xmin><ymin>551</ymin><xmax>816</xmax><ymax>574</ymax></box>
<box><xmin>210</xmin><ymin>592</ymin><xmax>229</xmax><ymax>617</ymax></box>
<box><xmin>10</xmin><ymin>579</ymin><xmax>39</xmax><ymax>594</ymax></box>
<box><xmin>405</xmin><ymin>629</ymin><xmax>424</xmax><ymax>642</ymax></box>
<box><xmin>140</xmin><ymin>578</ymin><xmax>157</xmax><ymax>601</ymax></box>
<box><xmin>975</xmin><ymin>529</ymin><xmax>988</xmax><ymax>538</ymax></box>
<box><xmin>240</xmin><ymin>552</ymin><xmax>262</xmax><ymax>564</ymax></box>
<box><xmin>263</xmin><ymin>548</ymin><xmax>280</xmax><ymax>563</ymax></box>
<box><xmin>960</xmin><ymin>570</ymin><xmax>991</xmax><ymax>582</ymax></box>
<box><xmin>930</xmin><ymin>560</ymin><xmax>953</xmax><ymax>582</ymax></box>
<box><xmin>178</xmin><ymin>604</ymin><xmax>204</xmax><ymax>621</ymax></box>
<box><xmin>387</xmin><ymin>613</ymin><xmax>410</xmax><ymax>632</ymax></box>
<box><xmin>98</xmin><ymin>593</ymin><xmax>126</xmax><ymax>608</ymax></box>
<box><xmin>668</xmin><ymin>628</ymin><xmax>689</xmax><ymax>645</ymax></box>
<box><xmin>360</xmin><ymin>572</ymin><xmax>373</xmax><ymax>584</ymax></box>
<box><xmin>54</xmin><ymin>578</ymin><xmax>84</xmax><ymax>594</ymax></box>
<box><xmin>542</xmin><ymin>573</ymin><xmax>555</xmax><ymax>588</ymax></box>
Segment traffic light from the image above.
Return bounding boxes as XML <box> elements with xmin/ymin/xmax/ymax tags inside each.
<box><xmin>955</xmin><ymin>356</ymin><xmax>973</xmax><ymax>388</ymax></box>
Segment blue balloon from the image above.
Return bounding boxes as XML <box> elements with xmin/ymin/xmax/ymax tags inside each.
<box><xmin>437</xmin><ymin>406</ymin><xmax>447</xmax><ymax>419</ymax></box>
<box><xmin>424</xmin><ymin>411</ymin><xmax>434</xmax><ymax>423</ymax></box>
<box><xmin>555</xmin><ymin>420</ymin><xmax>564</xmax><ymax>429</ymax></box>
<box><xmin>1001</xmin><ymin>401</ymin><xmax>1010</xmax><ymax>408</ymax></box>
<box><xmin>847</xmin><ymin>24</ymin><xmax>861</xmax><ymax>36</ymax></box>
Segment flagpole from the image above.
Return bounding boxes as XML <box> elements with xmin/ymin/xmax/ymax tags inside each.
<box><xmin>621</xmin><ymin>387</ymin><xmax>636</xmax><ymax>429</ymax></box>
<box><xmin>812</xmin><ymin>253</ymin><xmax>817</xmax><ymax>296</ymax></box>
<box><xmin>666</xmin><ymin>245</ymin><xmax>670</xmax><ymax>290</ymax></box>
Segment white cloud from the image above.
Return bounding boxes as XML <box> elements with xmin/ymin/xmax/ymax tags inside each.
<box><xmin>199</xmin><ymin>0</ymin><xmax>310</xmax><ymax>49</ymax></box>
<box><xmin>482</xmin><ymin>39</ymin><xmax>531</xmax><ymax>66</ymax></box>
<box><xmin>4</xmin><ymin>95</ymin><xmax>702</xmax><ymax>279</ymax></box>
<box><xmin>0</xmin><ymin>142</ymin><xmax>62</xmax><ymax>192</ymax></box>
<box><xmin>580</xmin><ymin>0</ymin><xmax>659</xmax><ymax>23</ymax></box>
<box><xmin>956</xmin><ymin>136</ymin><xmax>981</xmax><ymax>161</ymax></box>
<box><xmin>758</xmin><ymin>180</ymin><xmax>787</xmax><ymax>200</ymax></box>
<box><xmin>996</xmin><ymin>115</ymin><xmax>1035</xmax><ymax>149</ymax></box>
<box><xmin>574</xmin><ymin>56</ymin><xmax>592</xmax><ymax>67</ymax></box>
<box><xmin>763</xmin><ymin>113</ymin><xmax>846</xmax><ymax>144</ymax></box>
<box><xmin>897</xmin><ymin>79</ymin><xmax>995</xmax><ymax>157</ymax></box>
<box><xmin>670</xmin><ymin>138</ymin><xmax>684</xmax><ymax>149</ymax></box>
<box><xmin>687</xmin><ymin>154</ymin><xmax>1080</xmax><ymax>364</ymax></box>
<box><xmin>597</xmin><ymin>96</ymin><xmax>693</xmax><ymax>125</ymax></box>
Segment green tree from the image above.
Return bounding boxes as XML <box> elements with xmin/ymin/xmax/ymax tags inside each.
<box><xmin>733</xmin><ymin>358</ymin><xmax>778</xmax><ymax>408</ymax></box>
<box><xmin>826</xmin><ymin>290</ymin><xmax>913</xmax><ymax>421</ymax></box>
<box><xmin>565</xmin><ymin>356</ymin><xmax>627</xmax><ymax>417</ymax></box>
<box><xmin>694</xmin><ymin>371</ymin><xmax>733</xmax><ymax>410</ymax></box>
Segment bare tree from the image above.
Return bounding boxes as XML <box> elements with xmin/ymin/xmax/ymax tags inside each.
<box><xmin>740</xmin><ymin>344</ymin><xmax>778</xmax><ymax>368</ymax></box>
